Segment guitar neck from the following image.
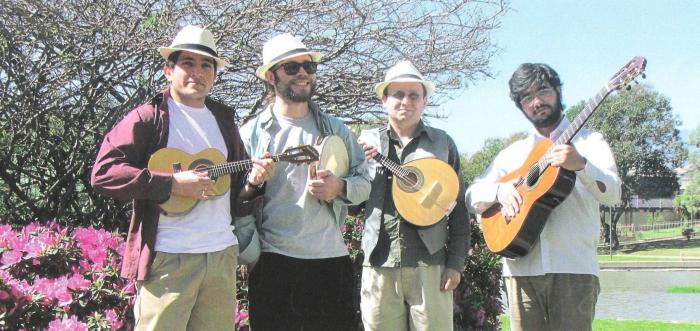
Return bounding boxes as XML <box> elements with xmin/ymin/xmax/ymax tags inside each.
<box><xmin>205</xmin><ymin>154</ymin><xmax>284</xmax><ymax>179</ymax></box>
<box><xmin>524</xmin><ymin>84</ymin><xmax>614</xmax><ymax>186</ymax></box>
<box><xmin>373</xmin><ymin>153</ymin><xmax>409</xmax><ymax>178</ymax></box>
<box><xmin>554</xmin><ymin>85</ymin><xmax>613</xmax><ymax>146</ymax></box>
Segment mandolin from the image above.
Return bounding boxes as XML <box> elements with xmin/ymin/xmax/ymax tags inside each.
<box><xmin>373</xmin><ymin>153</ymin><xmax>459</xmax><ymax>226</ymax></box>
<box><xmin>148</xmin><ymin>145</ymin><xmax>318</xmax><ymax>216</ymax></box>
<box><xmin>480</xmin><ymin>56</ymin><xmax>647</xmax><ymax>258</ymax></box>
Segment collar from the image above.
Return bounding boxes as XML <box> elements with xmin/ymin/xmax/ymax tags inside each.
<box><xmin>386</xmin><ymin>120</ymin><xmax>433</xmax><ymax>142</ymax></box>
<box><xmin>258</xmin><ymin>101</ymin><xmax>325</xmax><ymax>132</ymax></box>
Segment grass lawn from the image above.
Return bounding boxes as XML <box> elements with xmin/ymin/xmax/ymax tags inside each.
<box><xmin>598</xmin><ymin>238</ymin><xmax>700</xmax><ymax>261</ymax></box>
<box><xmin>498</xmin><ymin>315</ymin><xmax>700</xmax><ymax>330</ymax></box>
<box><xmin>668</xmin><ymin>286</ymin><xmax>700</xmax><ymax>293</ymax></box>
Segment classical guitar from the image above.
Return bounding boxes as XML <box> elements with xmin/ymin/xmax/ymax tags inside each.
<box><xmin>373</xmin><ymin>153</ymin><xmax>459</xmax><ymax>227</ymax></box>
<box><xmin>148</xmin><ymin>145</ymin><xmax>319</xmax><ymax>216</ymax></box>
<box><xmin>481</xmin><ymin>56</ymin><xmax>647</xmax><ymax>258</ymax></box>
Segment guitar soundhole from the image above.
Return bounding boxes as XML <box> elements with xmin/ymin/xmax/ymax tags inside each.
<box><xmin>190</xmin><ymin>158</ymin><xmax>216</xmax><ymax>178</ymax></box>
<box><xmin>396</xmin><ymin>166</ymin><xmax>423</xmax><ymax>193</ymax></box>
<box><xmin>526</xmin><ymin>165</ymin><xmax>541</xmax><ymax>188</ymax></box>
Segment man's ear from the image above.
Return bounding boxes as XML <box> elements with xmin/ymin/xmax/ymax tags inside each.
<box><xmin>265</xmin><ymin>70</ymin><xmax>276</xmax><ymax>84</ymax></box>
<box><xmin>163</xmin><ymin>63</ymin><xmax>172</xmax><ymax>82</ymax></box>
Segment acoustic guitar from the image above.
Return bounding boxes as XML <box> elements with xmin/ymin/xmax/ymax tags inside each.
<box><xmin>148</xmin><ymin>145</ymin><xmax>318</xmax><ymax>216</ymax></box>
<box><xmin>372</xmin><ymin>153</ymin><xmax>459</xmax><ymax>227</ymax></box>
<box><xmin>481</xmin><ymin>56</ymin><xmax>646</xmax><ymax>258</ymax></box>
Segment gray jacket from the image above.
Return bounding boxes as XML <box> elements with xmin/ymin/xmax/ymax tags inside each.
<box><xmin>359</xmin><ymin>124</ymin><xmax>469</xmax><ymax>271</ymax></box>
<box><xmin>234</xmin><ymin>102</ymin><xmax>371</xmax><ymax>263</ymax></box>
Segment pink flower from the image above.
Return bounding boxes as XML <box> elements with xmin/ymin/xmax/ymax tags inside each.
<box><xmin>46</xmin><ymin>315</ymin><xmax>88</xmax><ymax>331</ymax></box>
<box><xmin>34</xmin><ymin>277</ymin><xmax>73</xmax><ymax>306</ymax></box>
<box><xmin>104</xmin><ymin>309</ymin><xmax>123</xmax><ymax>329</ymax></box>
<box><xmin>1</xmin><ymin>249</ymin><xmax>23</xmax><ymax>266</ymax></box>
<box><xmin>66</xmin><ymin>273</ymin><xmax>91</xmax><ymax>291</ymax></box>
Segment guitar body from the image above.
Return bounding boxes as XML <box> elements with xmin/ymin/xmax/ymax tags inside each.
<box><xmin>392</xmin><ymin>158</ymin><xmax>459</xmax><ymax>227</ymax></box>
<box><xmin>147</xmin><ymin>148</ymin><xmax>231</xmax><ymax>216</ymax></box>
<box><xmin>480</xmin><ymin>139</ymin><xmax>576</xmax><ymax>258</ymax></box>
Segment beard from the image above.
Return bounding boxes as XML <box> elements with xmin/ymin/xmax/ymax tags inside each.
<box><xmin>274</xmin><ymin>73</ymin><xmax>316</xmax><ymax>103</ymax></box>
<box><xmin>529</xmin><ymin>105</ymin><xmax>562</xmax><ymax>128</ymax></box>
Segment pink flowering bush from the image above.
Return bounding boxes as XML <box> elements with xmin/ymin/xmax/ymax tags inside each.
<box><xmin>0</xmin><ymin>221</ymin><xmax>135</xmax><ymax>330</ymax></box>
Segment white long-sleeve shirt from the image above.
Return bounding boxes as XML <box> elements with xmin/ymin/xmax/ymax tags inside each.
<box><xmin>466</xmin><ymin>118</ymin><xmax>621</xmax><ymax>277</ymax></box>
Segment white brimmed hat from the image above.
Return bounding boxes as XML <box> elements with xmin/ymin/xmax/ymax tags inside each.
<box><xmin>158</xmin><ymin>25</ymin><xmax>227</xmax><ymax>69</ymax></box>
<box><xmin>374</xmin><ymin>60</ymin><xmax>435</xmax><ymax>99</ymax></box>
<box><xmin>255</xmin><ymin>33</ymin><xmax>322</xmax><ymax>79</ymax></box>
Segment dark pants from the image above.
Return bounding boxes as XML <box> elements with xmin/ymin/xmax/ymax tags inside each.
<box><xmin>249</xmin><ymin>252</ymin><xmax>358</xmax><ymax>331</ymax></box>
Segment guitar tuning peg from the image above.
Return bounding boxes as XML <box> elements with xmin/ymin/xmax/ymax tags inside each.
<box><xmin>642</xmin><ymin>73</ymin><xmax>646</xmax><ymax>79</ymax></box>
<box><xmin>626</xmin><ymin>85</ymin><xmax>632</xmax><ymax>91</ymax></box>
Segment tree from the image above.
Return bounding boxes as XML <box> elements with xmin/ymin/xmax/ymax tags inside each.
<box><xmin>566</xmin><ymin>85</ymin><xmax>687</xmax><ymax>248</ymax></box>
<box><xmin>674</xmin><ymin>124</ymin><xmax>700</xmax><ymax>220</ymax></box>
<box><xmin>0</xmin><ymin>0</ymin><xmax>508</xmax><ymax>228</ymax></box>
<box><xmin>461</xmin><ymin>132</ymin><xmax>527</xmax><ymax>188</ymax></box>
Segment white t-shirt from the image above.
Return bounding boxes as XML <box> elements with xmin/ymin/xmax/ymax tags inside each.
<box><xmin>154</xmin><ymin>98</ymin><xmax>237</xmax><ymax>253</ymax></box>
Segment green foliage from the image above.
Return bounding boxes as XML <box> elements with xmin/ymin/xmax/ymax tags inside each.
<box><xmin>461</xmin><ymin>132</ymin><xmax>527</xmax><ymax>188</ymax></box>
<box><xmin>566</xmin><ymin>85</ymin><xmax>686</xmax><ymax>202</ymax></box>
<box><xmin>675</xmin><ymin>124</ymin><xmax>700</xmax><ymax>218</ymax></box>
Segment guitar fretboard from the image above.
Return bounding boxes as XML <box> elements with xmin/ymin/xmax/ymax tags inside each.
<box><xmin>523</xmin><ymin>85</ymin><xmax>614</xmax><ymax>187</ymax></box>
<box><xmin>373</xmin><ymin>153</ymin><xmax>416</xmax><ymax>185</ymax></box>
<box><xmin>206</xmin><ymin>155</ymin><xmax>283</xmax><ymax>179</ymax></box>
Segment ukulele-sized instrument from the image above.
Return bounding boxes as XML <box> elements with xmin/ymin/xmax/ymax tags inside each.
<box><xmin>373</xmin><ymin>153</ymin><xmax>459</xmax><ymax>227</ymax></box>
<box><xmin>148</xmin><ymin>145</ymin><xmax>318</xmax><ymax>216</ymax></box>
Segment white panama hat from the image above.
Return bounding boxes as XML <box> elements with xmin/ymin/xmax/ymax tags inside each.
<box><xmin>158</xmin><ymin>25</ymin><xmax>227</xmax><ymax>70</ymax></box>
<box><xmin>374</xmin><ymin>60</ymin><xmax>435</xmax><ymax>99</ymax></box>
<box><xmin>255</xmin><ymin>33</ymin><xmax>322</xmax><ymax>80</ymax></box>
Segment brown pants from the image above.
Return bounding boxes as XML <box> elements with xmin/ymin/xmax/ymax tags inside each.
<box><xmin>505</xmin><ymin>274</ymin><xmax>600</xmax><ymax>331</ymax></box>
<box><xmin>134</xmin><ymin>245</ymin><xmax>238</xmax><ymax>331</ymax></box>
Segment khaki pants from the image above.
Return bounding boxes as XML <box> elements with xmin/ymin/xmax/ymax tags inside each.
<box><xmin>505</xmin><ymin>274</ymin><xmax>600</xmax><ymax>331</ymax></box>
<box><xmin>360</xmin><ymin>265</ymin><xmax>453</xmax><ymax>331</ymax></box>
<box><xmin>134</xmin><ymin>245</ymin><xmax>238</xmax><ymax>331</ymax></box>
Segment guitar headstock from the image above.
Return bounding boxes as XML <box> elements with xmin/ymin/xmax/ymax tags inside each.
<box><xmin>279</xmin><ymin>145</ymin><xmax>319</xmax><ymax>164</ymax></box>
<box><xmin>607</xmin><ymin>56</ymin><xmax>647</xmax><ymax>91</ymax></box>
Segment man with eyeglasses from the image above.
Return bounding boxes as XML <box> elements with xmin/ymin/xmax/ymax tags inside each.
<box><xmin>356</xmin><ymin>60</ymin><xmax>469</xmax><ymax>330</ymax></box>
<box><xmin>466</xmin><ymin>63</ymin><xmax>621</xmax><ymax>330</ymax></box>
<box><xmin>237</xmin><ymin>33</ymin><xmax>370</xmax><ymax>330</ymax></box>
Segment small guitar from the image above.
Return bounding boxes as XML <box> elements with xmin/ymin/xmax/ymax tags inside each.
<box><xmin>148</xmin><ymin>145</ymin><xmax>318</xmax><ymax>216</ymax></box>
<box><xmin>481</xmin><ymin>56</ymin><xmax>646</xmax><ymax>258</ymax></box>
<box><xmin>373</xmin><ymin>153</ymin><xmax>459</xmax><ymax>226</ymax></box>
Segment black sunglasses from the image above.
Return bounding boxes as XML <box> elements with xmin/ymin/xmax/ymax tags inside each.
<box><xmin>273</xmin><ymin>61</ymin><xmax>318</xmax><ymax>75</ymax></box>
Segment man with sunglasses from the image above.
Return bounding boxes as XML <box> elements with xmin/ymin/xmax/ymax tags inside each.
<box><xmin>237</xmin><ymin>33</ymin><xmax>370</xmax><ymax>330</ymax></box>
<box><xmin>466</xmin><ymin>63</ymin><xmax>621</xmax><ymax>330</ymax></box>
<box><xmin>356</xmin><ymin>60</ymin><xmax>469</xmax><ymax>330</ymax></box>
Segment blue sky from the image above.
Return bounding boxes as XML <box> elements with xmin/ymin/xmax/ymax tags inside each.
<box><xmin>431</xmin><ymin>0</ymin><xmax>700</xmax><ymax>155</ymax></box>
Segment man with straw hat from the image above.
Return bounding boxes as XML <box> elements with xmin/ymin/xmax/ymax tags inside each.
<box><xmin>357</xmin><ymin>60</ymin><xmax>469</xmax><ymax>330</ymax></box>
<box><xmin>237</xmin><ymin>32</ymin><xmax>370</xmax><ymax>330</ymax></box>
<box><xmin>91</xmin><ymin>25</ymin><xmax>275</xmax><ymax>330</ymax></box>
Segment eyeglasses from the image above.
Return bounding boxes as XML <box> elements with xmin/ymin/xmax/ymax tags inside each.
<box><xmin>519</xmin><ymin>87</ymin><xmax>555</xmax><ymax>107</ymax></box>
<box><xmin>388</xmin><ymin>90</ymin><xmax>422</xmax><ymax>102</ymax></box>
<box><xmin>273</xmin><ymin>61</ymin><xmax>318</xmax><ymax>75</ymax></box>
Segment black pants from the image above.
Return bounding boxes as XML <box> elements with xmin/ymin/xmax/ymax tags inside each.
<box><xmin>249</xmin><ymin>252</ymin><xmax>358</xmax><ymax>331</ymax></box>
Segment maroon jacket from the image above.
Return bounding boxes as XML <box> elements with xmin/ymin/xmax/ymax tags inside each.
<box><xmin>91</xmin><ymin>89</ymin><xmax>257</xmax><ymax>280</ymax></box>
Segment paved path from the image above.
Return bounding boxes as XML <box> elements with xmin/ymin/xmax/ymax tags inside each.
<box><xmin>600</xmin><ymin>260</ymin><xmax>700</xmax><ymax>270</ymax></box>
